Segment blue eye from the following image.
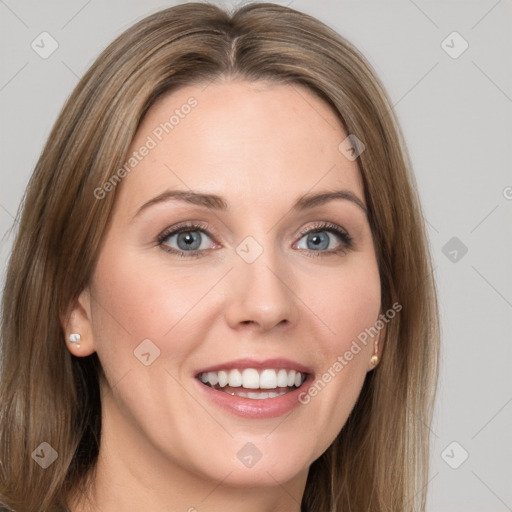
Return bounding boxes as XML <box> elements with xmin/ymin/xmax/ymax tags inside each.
<box><xmin>158</xmin><ymin>222</ymin><xmax>352</xmax><ymax>258</ymax></box>
<box><xmin>158</xmin><ymin>224</ymin><xmax>214</xmax><ymax>257</ymax></box>
<box><xmin>297</xmin><ymin>230</ymin><xmax>346</xmax><ymax>251</ymax></box>
<box><xmin>295</xmin><ymin>225</ymin><xmax>352</xmax><ymax>254</ymax></box>
<box><xmin>297</xmin><ymin>230</ymin><xmax>336</xmax><ymax>251</ymax></box>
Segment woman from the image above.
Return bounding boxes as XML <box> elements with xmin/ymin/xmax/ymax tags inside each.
<box><xmin>0</xmin><ymin>2</ymin><xmax>439</xmax><ymax>511</ymax></box>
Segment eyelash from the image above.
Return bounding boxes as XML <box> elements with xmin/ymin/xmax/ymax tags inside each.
<box><xmin>157</xmin><ymin>222</ymin><xmax>213</xmax><ymax>259</ymax></box>
<box><xmin>296</xmin><ymin>222</ymin><xmax>353</xmax><ymax>258</ymax></box>
<box><xmin>157</xmin><ymin>221</ymin><xmax>353</xmax><ymax>259</ymax></box>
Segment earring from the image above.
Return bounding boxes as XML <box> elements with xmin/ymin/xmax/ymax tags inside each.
<box><xmin>69</xmin><ymin>333</ymin><xmax>81</xmax><ymax>349</ymax></box>
<box><xmin>369</xmin><ymin>355</ymin><xmax>379</xmax><ymax>369</ymax></box>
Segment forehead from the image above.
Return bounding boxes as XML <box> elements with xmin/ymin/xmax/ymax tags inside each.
<box><xmin>116</xmin><ymin>79</ymin><xmax>364</xmax><ymax>215</ymax></box>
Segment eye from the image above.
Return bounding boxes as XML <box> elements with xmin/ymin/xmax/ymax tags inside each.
<box><xmin>157</xmin><ymin>221</ymin><xmax>352</xmax><ymax>258</ymax></box>
<box><xmin>158</xmin><ymin>223</ymin><xmax>216</xmax><ymax>257</ymax></box>
<box><xmin>294</xmin><ymin>222</ymin><xmax>352</xmax><ymax>254</ymax></box>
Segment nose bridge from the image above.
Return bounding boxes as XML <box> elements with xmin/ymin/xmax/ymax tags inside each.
<box><xmin>224</xmin><ymin>235</ymin><xmax>298</xmax><ymax>331</ymax></box>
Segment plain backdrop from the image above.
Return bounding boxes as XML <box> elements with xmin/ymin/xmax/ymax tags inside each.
<box><xmin>1</xmin><ymin>1</ymin><xmax>511</xmax><ymax>510</ymax></box>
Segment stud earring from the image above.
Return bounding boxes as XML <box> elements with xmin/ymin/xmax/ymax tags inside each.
<box><xmin>69</xmin><ymin>333</ymin><xmax>81</xmax><ymax>349</ymax></box>
<box><xmin>369</xmin><ymin>355</ymin><xmax>379</xmax><ymax>369</ymax></box>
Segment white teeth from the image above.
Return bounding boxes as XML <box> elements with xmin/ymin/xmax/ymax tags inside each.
<box><xmin>268</xmin><ymin>390</ymin><xmax>287</xmax><ymax>398</ymax></box>
<box><xmin>259</xmin><ymin>369</ymin><xmax>277</xmax><ymax>389</ymax></box>
<box><xmin>198</xmin><ymin>368</ymin><xmax>307</xmax><ymax>390</ymax></box>
<box><xmin>248</xmin><ymin>391</ymin><xmax>268</xmax><ymax>399</ymax></box>
<box><xmin>218</xmin><ymin>370</ymin><xmax>228</xmax><ymax>387</ymax></box>
<box><xmin>228</xmin><ymin>369</ymin><xmax>242</xmax><ymax>387</ymax></box>
<box><xmin>242</xmin><ymin>368</ymin><xmax>260</xmax><ymax>389</ymax></box>
<box><xmin>230</xmin><ymin>389</ymin><xmax>288</xmax><ymax>399</ymax></box>
<box><xmin>276</xmin><ymin>369</ymin><xmax>289</xmax><ymax>387</ymax></box>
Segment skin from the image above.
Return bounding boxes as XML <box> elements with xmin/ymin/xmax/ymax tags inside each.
<box><xmin>65</xmin><ymin>79</ymin><xmax>384</xmax><ymax>512</ymax></box>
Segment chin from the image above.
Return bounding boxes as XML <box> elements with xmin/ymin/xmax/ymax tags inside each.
<box><xmin>187</xmin><ymin>436</ymin><xmax>317</xmax><ymax>488</ymax></box>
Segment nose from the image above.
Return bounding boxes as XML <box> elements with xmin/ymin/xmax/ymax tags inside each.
<box><xmin>224</xmin><ymin>246</ymin><xmax>299</xmax><ymax>333</ymax></box>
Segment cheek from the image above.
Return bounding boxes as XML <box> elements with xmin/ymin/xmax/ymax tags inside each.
<box><xmin>303</xmin><ymin>255</ymin><xmax>381</xmax><ymax>351</ymax></box>
<box><xmin>88</xmin><ymin>244</ymin><xmax>210</xmax><ymax>382</ymax></box>
<box><xmin>295</xmin><ymin>256</ymin><xmax>381</xmax><ymax>442</ymax></box>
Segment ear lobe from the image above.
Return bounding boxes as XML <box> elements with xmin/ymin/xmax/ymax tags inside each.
<box><xmin>61</xmin><ymin>289</ymin><xmax>96</xmax><ymax>357</ymax></box>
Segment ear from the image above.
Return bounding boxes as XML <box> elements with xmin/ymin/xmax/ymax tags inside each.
<box><xmin>61</xmin><ymin>288</ymin><xmax>96</xmax><ymax>357</ymax></box>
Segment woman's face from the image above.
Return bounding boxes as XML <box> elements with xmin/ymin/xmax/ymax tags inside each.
<box><xmin>72</xmin><ymin>79</ymin><xmax>382</xmax><ymax>493</ymax></box>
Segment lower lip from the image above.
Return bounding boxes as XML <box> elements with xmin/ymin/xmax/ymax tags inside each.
<box><xmin>194</xmin><ymin>375</ymin><xmax>314</xmax><ymax>419</ymax></box>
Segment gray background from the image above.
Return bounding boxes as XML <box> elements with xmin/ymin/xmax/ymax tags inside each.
<box><xmin>1</xmin><ymin>1</ymin><xmax>511</xmax><ymax>510</ymax></box>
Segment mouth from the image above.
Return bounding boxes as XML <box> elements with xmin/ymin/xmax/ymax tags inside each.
<box><xmin>193</xmin><ymin>358</ymin><xmax>314</xmax><ymax>418</ymax></box>
<box><xmin>196</xmin><ymin>368</ymin><xmax>308</xmax><ymax>400</ymax></box>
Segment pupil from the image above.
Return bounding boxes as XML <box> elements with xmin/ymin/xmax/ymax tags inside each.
<box><xmin>308</xmin><ymin>232</ymin><xmax>328</xmax><ymax>250</ymax></box>
<box><xmin>178</xmin><ymin>231</ymin><xmax>201</xmax><ymax>250</ymax></box>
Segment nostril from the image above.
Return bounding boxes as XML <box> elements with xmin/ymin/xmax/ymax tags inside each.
<box><xmin>240</xmin><ymin>320</ymin><xmax>258</xmax><ymax>326</ymax></box>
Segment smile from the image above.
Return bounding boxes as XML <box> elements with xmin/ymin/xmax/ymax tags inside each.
<box><xmin>197</xmin><ymin>368</ymin><xmax>307</xmax><ymax>399</ymax></box>
<box><xmin>194</xmin><ymin>359</ymin><xmax>314</xmax><ymax>418</ymax></box>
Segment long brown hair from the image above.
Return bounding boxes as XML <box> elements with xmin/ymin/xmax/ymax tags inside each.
<box><xmin>0</xmin><ymin>2</ymin><xmax>439</xmax><ymax>510</ymax></box>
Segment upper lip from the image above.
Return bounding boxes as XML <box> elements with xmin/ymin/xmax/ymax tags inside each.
<box><xmin>194</xmin><ymin>357</ymin><xmax>314</xmax><ymax>377</ymax></box>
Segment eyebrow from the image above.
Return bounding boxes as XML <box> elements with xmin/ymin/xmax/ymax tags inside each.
<box><xmin>132</xmin><ymin>188</ymin><xmax>367</xmax><ymax>221</ymax></box>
